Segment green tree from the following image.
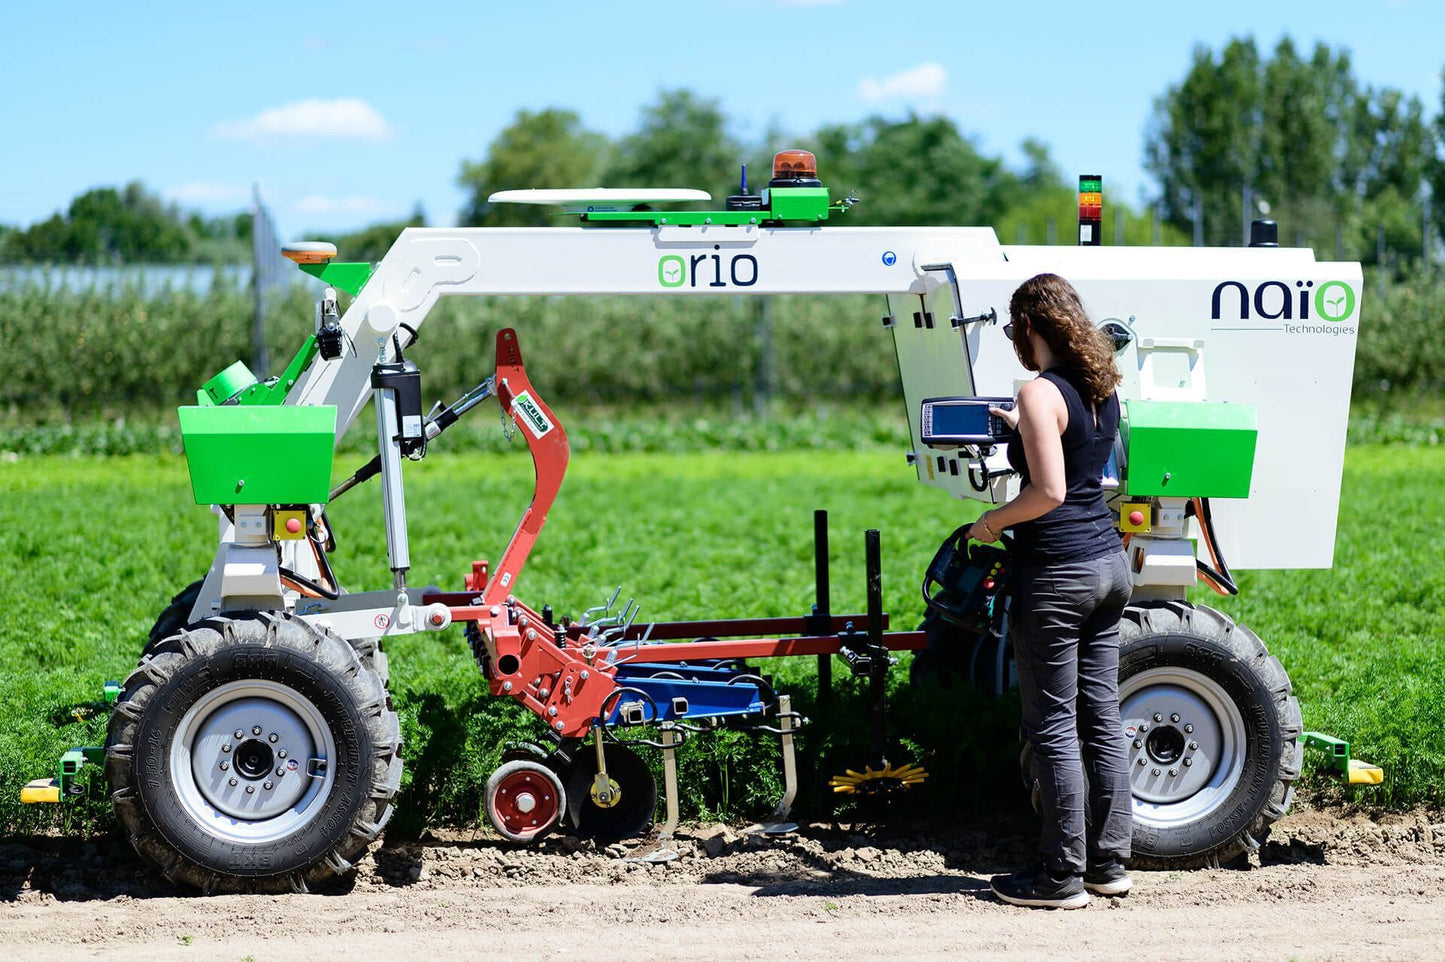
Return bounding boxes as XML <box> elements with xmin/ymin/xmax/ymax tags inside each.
<box><xmin>1145</xmin><ymin>36</ymin><xmax>1432</xmax><ymax>261</ymax></box>
<box><xmin>0</xmin><ymin>181</ymin><xmax>194</xmax><ymax>263</ymax></box>
<box><xmin>1145</xmin><ymin>37</ymin><xmax>1265</xmax><ymax>246</ymax></box>
<box><xmin>457</xmin><ymin>108</ymin><xmax>609</xmax><ymax>226</ymax></box>
<box><xmin>604</xmin><ymin>90</ymin><xmax>744</xmax><ymax>204</ymax></box>
<box><xmin>1340</xmin><ymin>86</ymin><xmax>1432</xmax><ymax>263</ymax></box>
<box><xmin>813</xmin><ymin>113</ymin><xmax>1016</xmax><ymax>226</ymax></box>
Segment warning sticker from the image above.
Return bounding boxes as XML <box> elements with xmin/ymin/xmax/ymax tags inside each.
<box><xmin>512</xmin><ymin>390</ymin><xmax>553</xmax><ymax>439</ymax></box>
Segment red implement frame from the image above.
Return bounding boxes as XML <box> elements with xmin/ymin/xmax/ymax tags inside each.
<box><xmin>440</xmin><ymin>329</ymin><xmax>925</xmax><ymax>738</ymax></box>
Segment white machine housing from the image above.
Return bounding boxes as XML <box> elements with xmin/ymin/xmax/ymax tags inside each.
<box><xmin>189</xmin><ymin>222</ymin><xmax>1361</xmax><ymax>625</ymax></box>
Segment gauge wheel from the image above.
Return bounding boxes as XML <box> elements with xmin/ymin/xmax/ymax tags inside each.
<box><xmin>106</xmin><ymin>612</ymin><xmax>402</xmax><ymax>892</ymax></box>
<box><xmin>485</xmin><ymin>760</ymin><xmax>566</xmax><ymax>842</ymax></box>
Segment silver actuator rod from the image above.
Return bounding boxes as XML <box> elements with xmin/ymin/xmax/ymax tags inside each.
<box><xmin>373</xmin><ymin>383</ymin><xmax>411</xmax><ymax>579</ymax></box>
<box><xmin>329</xmin><ymin>376</ymin><xmax>495</xmax><ymax>502</ymax></box>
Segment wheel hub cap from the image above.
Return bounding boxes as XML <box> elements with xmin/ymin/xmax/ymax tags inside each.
<box><xmin>492</xmin><ymin>770</ymin><xmax>560</xmax><ymax>837</ymax></box>
<box><xmin>1119</xmin><ymin>668</ymin><xmax>1247</xmax><ymax>827</ymax></box>
<box><xmin>170</xmin><ymin>680</ymin><xmax>336</xmax><ymax>843</ymax></box>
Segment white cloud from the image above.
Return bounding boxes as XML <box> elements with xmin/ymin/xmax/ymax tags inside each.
<box><xmin>858</xmin><ymin>62</ymin><xmax>947</xmax><ymax>103</ymax></box>
<box><xmin>212</xmin><ymin>98</ymin><xmax>393</xmax><ymax>143</ymax></box>
<box><xmin>293</xmin><ymin>195</ymin><xmax>389</xmax><ymax>216</ymax></box>
<box><xmin>164</xmin><ymin>181</ymin><xmax>249</xmax><ymax>205</ymax></box>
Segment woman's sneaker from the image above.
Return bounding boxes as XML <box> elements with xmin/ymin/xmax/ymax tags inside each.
<box><xmin>990</xmin><ymin>865</ymin><xmax>1090</xmax><ymax>909</ymax></box>
<box><xmin>1083</xmin><ymin>860</ymin><xmax>1132</xmax><ymax>896</ymax></box>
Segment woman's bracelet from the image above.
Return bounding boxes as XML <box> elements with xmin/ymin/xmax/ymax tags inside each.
<box><xmin>978</xmin><ymin>513</ymin><xmax>998</xmax><ymax>539</ymax></box>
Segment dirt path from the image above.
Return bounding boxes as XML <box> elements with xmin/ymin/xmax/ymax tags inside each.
<box><xmin>3</xmin><ymin>808</ymin><xmax>1443</xmax><ymax>961</ymax></box>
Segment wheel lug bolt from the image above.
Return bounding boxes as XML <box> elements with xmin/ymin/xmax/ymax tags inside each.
<box><xmin>1153</xmin><ymin>713</ymin><xmax>1163</xmax><ymax>723</ymax></box>
<box><xmin>1151</xmin><ymin>768</ymin><xmax>1161</xmax><ymax>776</ymax></box>
<box><xmin>1168</xmin><ymin>768</ymin><xmax>1179</xmax><ymax>777</ymax></box>
<box><xmin>222</xmin><ymin>744</ymin><xmax>232</xmax><ymax>753</ymax></box>
<box><xmin>548</xmin><ymin>706</ymin><xmax>558</xmax><ymax>717</ymax></box>
<box><xmin>1183</xmin><ymin>758</ymin><xmax>1193</xmax><ymax>767</ymax></box>
<box><xmin>1189</xmin><ymin>741</ymin><xmax>1199</xmax><ymax>750</ymax></box>
<box><xmin>245</xmin><ymin>785</ymin><xmax>255</xmax><ymax>794</ymax></box>
<box><xmin>1184</xmin><ymin>724</ymin><xmax>1194</xmax><ymax>734</ymax></box>
<box><xmin>278</xmin><ymin>750</ymin><xmax>288</xmax><ymax>759</ymax></box>
<box><xmin>1170</xmin><ymin>713</ymin><xmax>1180</xmax><ymax>723</ymax></box>
<box><xmin>1133</xmin><ymin>740</ymin><xmax>1143</xmax><ymax>749</ymax></box>
<box><xmin>554</xmin><ymin>721</ymin><xmax>565</xmax><ymax>730</ymax></box>
<box><xmin>277</xmin><ymin>767</ymin><xmax>286</xmax><ymax>777</ymax></box>
<box><xmin>252</xmin><ymin>726</ymin><xmax>263</xmax><ymax>736</ymax></box>
<box><xmin>1136</xmin><ymin>757</ymin><xmax>1146</xmax><ymax>766</ymax></box>
<box><xmin>268</xmin><ymin>733</ymin><xmax>279</xmax><ymax>743</ymax></box>
<box><xmin>234</xmin><ymin>730</ymin><xmax>244</xmax><ymax>739</ymax></box>
<box><xmin>228</xmin><ymin>777</ymin><xmax>238</xmax><ymax>786</ymax></box>
<box><xmin>263</xmin><ymin>781</ymin><xmax>273</xmax><ymax>790</ymax></box>
<box><xmin>219</xmin><ymin>761</ymin><xmax>229</xmax><ymax>771</ymax></box>
<box><xmin>1139</xmin><ymin>723</ymin><xmax>1149</xmax><ymax>733</ymax></box>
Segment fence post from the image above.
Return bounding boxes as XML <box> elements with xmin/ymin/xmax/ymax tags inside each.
<box><xmin>1424</xmin><ymin>190</ymin><xmax>1433</xmax><ymax>276</ymax></box>
<box><xmin>1377</xmin><ymin>226</ymin><xmax>1387</xmax><ymax>299</ymax></box>
<box><xmin>753</xmin><ymin>296</ymin><xmax>774</xmax><ymax>416</ymax></box>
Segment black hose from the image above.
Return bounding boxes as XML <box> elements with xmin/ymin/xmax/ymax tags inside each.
<box><xmin>1190</xmin><ymin>498</ymin><xmax>1239</xmax><ymax>595</ymax></box>
<box><xmin>278</xmin><ymin>565</ymin><xmax>341</xmax><ymax>601</ymax></box>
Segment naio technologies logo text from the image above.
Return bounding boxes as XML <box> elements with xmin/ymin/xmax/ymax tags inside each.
<box><xmin>1210</xmin><ymin>279</ymin><xmax>1357</xmax><ymax>336</ymax></box>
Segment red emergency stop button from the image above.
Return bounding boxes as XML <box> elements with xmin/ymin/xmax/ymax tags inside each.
<box><xmin>286</xmin><ymin>518</ymin><xmax>303</xmax><ymax>534</ymax></box>
<box><xmin>1128</xmin><ymin>510</ymin><xmax>1145</xmax><ymax>527</ymax></box>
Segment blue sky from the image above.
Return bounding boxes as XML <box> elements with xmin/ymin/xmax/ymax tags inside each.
<box><xmin>2</xmin><ymin>0</ymin><xmax>1440</xmax><ymax>239</ymax></box>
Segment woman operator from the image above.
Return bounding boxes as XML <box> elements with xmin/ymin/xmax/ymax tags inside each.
<box><xmin>966</xmin><ymin>273</ymin><xmax>1133</xmax><ymax>909</ymax></box>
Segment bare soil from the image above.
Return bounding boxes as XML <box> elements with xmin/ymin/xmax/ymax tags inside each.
<box><xmin>3</xmin><ymin>806</ymin><xmax>1444</xmax><ymax>961</ymax></box>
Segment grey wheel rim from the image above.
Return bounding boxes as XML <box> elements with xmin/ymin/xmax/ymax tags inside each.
<box><xmin>169</xmin><ymin>679</ymin><xmax>337</xmax><ymax>844</ymax></box>
<box><xmin>1119</xmin><ymin>667</ymin><xmax>1247</xmax><ymax>829</ymax></box>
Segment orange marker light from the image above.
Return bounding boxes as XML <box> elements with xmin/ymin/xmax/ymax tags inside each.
<box><xmin>772</xmin><ymin>149</ymin><xmax>817</xmax><ymax>181</ymax></box>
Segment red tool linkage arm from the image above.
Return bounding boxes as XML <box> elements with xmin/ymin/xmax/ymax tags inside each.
<box><xmin>484</xmin><ymin>328</ymin><xmax>569</xmax><ymax>607</ymax></box>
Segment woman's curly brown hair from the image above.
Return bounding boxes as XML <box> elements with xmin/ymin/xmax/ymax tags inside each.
<box><xmin>1007</xmin><ymin>273</ymin><xmax>1122</xmax><ymax>404</ymax></box>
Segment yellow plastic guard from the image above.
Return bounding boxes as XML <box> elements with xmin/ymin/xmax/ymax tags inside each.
<box><xmin>20</xmin><ymin>779</ymin><xmax>61</xmax><ymax>804</ymax></box>
<box><xmin>1347</xmin><ymin>759</ymin><xmax>1384</xmax><ymax>785</ymax></box>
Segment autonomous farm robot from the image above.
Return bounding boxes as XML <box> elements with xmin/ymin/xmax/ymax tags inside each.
<box><xmin>25</xmin><ymin>150</ymin><xmax>1377</xmax><ymax>892</ymax></box>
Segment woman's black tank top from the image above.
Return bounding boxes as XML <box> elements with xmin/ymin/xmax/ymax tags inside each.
<box><xmin>1004</xmin><ymin>369</ymin><xmax>1123</xmax><ymax>565</ymax></box>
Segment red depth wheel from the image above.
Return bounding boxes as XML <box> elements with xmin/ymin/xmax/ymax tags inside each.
<box><xmin>485</xmin><ymin>760</ymin><xmax>565</xmax><ymax>842</ymax></box>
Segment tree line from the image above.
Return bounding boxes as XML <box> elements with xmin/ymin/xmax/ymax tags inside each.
<box><xmin>2</xmin><ymin>36</ymin><xmax>1441</xmax><ymax>269</ymax></box>
<box><xmin>0</xmin><ymin>182</ymin><xmax>252</xmax><ymax>264</ymax></box>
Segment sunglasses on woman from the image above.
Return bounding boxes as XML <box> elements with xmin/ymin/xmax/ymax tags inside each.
<box><xmin>1003</xmin><ymin>323</ymin><xmax>1015</xmax><ymax>341</ymax></box>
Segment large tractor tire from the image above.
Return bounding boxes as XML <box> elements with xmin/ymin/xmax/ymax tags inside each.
<box><xmin>147</xmin><ymin>579</ymin><xmax>204</xmax><ymax>649</ymax></box>
<box><xmin>106</xmin><ymin>612</ymin><xmax>402</xmax><ymax>892</ymax></box>
<box><xmin>143</xmin><ymin>580</ymin><xmax>387</xmax><ymax>687</ymax></box>
<box><xmin>1021</xmin><ymin>602</ymin><xmax>1302</xmax><ymax>868</ymax></box>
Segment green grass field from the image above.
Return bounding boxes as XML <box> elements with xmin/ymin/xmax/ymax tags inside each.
<box><xmin>1</xmin><ymin>441</ymin><xmax>1441</xmax><ymax>839</ymax></box>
